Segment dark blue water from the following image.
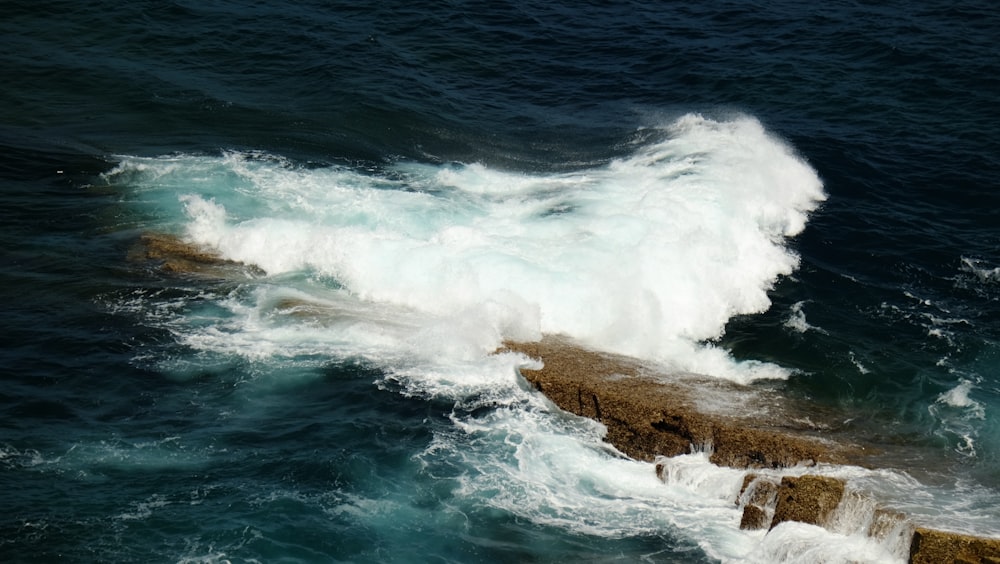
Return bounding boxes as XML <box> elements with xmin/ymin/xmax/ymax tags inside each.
<box><xmin>2</xmin><ymin>2</ymin><xmax>999</xmax><ymax>562</ymax></box>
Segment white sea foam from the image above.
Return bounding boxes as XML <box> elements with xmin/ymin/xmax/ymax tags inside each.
<box><xmin>849</xmin><ymin>351</ymin><xmax>871</xmax><ymax>375</ymax></box>
<box><xmin>961</xmin><ymin>257</ymin><xmax>1000</xmax><ymax>284</ymax></box>
<box><xmin>442</xmin><ymin>406</ymin><xmax>933</xmax><ymax>564</ymax></box>
<box><xmin>929</xmin><ymin>379</ymin><xmax>987</xmax><ymax>457</ymax></box>
<box><xmin>745</xmin><ymin>521</ymin><xmax>903</xmax><ymax>564</ymax></box>
<box><xmin>784</xmin><ymin>300</ymin><xmax>826</xmax><ymax>334</ymax></box>
<box><xmin>110</xmin><ymin>113</ymin><xmax>825</xmax><ymax>385</ymax></box>
<box><xmin>938</xmin><ymin>380</ymin><xmax>984</xmax><ymax>412</ymax></box>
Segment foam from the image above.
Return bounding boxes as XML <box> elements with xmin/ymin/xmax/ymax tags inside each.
<box><xmin>746</xmin><ymin>521</ymin><xmax>904</xmax><ymax>564</ymax></box>
<box><xmin>441</xmin><ymin>406</ymin><xmax>928</xmax><ymax>564</ymax></box>
<box><xmin>961</xmin><ymin>257</ymin><xmax>1000</xmax><ymax>284</ymax></box>
<box><xmin>928</xmin><ymin>379</ymin><xmax>987</xmax><ymax>457</ymax></box>
<box><xmin>442</xmin><ymin>404</ymin><xmax>755</xmax><ymax>552</ymax></box>
<box><xmin>938</xmin><ymin>380</ymin><xmax>984</xmax><ymax>411</ymax></box>
<box><xmin>108</xmin><ymin>113</ymin><xmax>824</xmax><ymax>384</ymax></box>
<box><xmin>784</xmin><ymin>301</ymin><xmax>827</xmax><ymax>334</ymax></box>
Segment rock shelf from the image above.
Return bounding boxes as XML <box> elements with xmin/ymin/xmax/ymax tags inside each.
<box><xmin>502</xmin><ymin>336</ymin><xmax>1000</xmax><ymax>564</ymax></box>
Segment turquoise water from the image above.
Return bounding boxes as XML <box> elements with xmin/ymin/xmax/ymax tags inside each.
<box><xmin>2</xmin><ymin>2</ymin><xmax>999</xmax><ymax>562</ymax></box>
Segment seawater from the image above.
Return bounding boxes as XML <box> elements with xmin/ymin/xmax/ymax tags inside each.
<box><xmin>2</xmin><ymin>1</ymin><xmax>999</xmax><ymax>563</ymax></box>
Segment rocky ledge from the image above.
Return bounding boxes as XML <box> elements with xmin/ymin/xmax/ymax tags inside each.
<box><xmin>130</xmin><ymin>234</ymin><xmax>1000</xmax><ymax>562</ymax></box>
<box><xmin>502</xmin><ymin>336</ymin><xmax>1000</xmax><ymax>564</ymax></box>
<box><xmin>502</xmin><ymin>337</ymin><xmax>868</xmax><ymax>468</ymax></box>
<box><xmin>128</xmin><ymin>233</ymin><xmax>264</xmax><ymax>279</ymax></box>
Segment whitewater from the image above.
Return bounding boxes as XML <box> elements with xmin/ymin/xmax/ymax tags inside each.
<box><xmin>109</xmin><ymin>114</ymin><xmax>821</xmax><ymax>381</ymax></box>
<box><xmin>94</xmin><ymin>114</ymin><xmax>999</xmax><ymax>563</ymax></box>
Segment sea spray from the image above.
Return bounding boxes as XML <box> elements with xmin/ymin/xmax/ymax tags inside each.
<box><xmin>97</xmin><ymin>113</ymin><xmax>1000</xmax><ymax>563</ymax></box>
<box><xmin>106</xmin><ymin>114</ymin><xmax>824</xmax><ymax>384</ymax></box>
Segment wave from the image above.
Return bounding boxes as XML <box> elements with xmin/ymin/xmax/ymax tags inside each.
<box><xmin>104</xmin><ymin>113</ymin><xmax>825</xmax><ymax>384</ymax></box>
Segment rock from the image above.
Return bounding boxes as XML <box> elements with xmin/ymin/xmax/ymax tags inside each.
<box><xmin>503</xmin><ymin>337</ymin><xmax>863</xmax><ymax>468</ymax></box>
<box><xmin>769</xmin><ymin>475</ymin><xmax>845</xmax><ymax>529</ymax></box>
<box><xmin>737</xmin><ymin>474</ymin><xmax>780</xmax><ymax>530</ymax></box>
<box><xmin>129</xmin><ymin>233</ymin><xmax>264</xmax><ymax>278</ymax></box>
<box><xmin>712</xmin><ymin>426</ymin><xmax>831</xmax><ymax>469</ymax></box>
<box><xmin>741</xmin><ymin>504</ymin><xmax>770</xmax><ymax>530</ymax></box>
<box><xmin>501</xmin><ymin>337</ymin><xmax>1000</xmax><ymax>558</ymax></box>
<box><xmin>124</xmin><ymin>235</ymin><xmax>1000</xmax><ymax>561</ymax></box>
<box><xmin>908</xmin><ymin>527</ymin><xmax>1000</xmax><ymax>564</ymax></box>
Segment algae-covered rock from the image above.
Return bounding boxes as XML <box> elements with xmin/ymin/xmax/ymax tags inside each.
<box><xmin>499</xmin><ymin>337</ymin><xmax>1000</xmax><ymax>558</ymax></box>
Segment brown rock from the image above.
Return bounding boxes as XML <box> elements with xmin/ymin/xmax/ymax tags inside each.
<box><xmin>737</xmin><ymin>474</ymin><xmax>780</xmax><ymax>530</ymax></box>
<box><xmin>122</xmin><ymin>235</ymin><xmax>1000</xmax><ymax>558</ymax></box>
<box><xmin>129</xmin><ymin>233</ymin><xmax>264</xmax><ymax>278</ymax></box>
<box><xmin>769</xmin><ymin>475</ymin><xmax>845</xmax><ymax>530</ymax></box>
<box><xmin>712</xmin><ymin>426</ymin><xmax>831</xmax><ymax>469</ymax></box>
<box><xmin>498</xmin><ymin>337</ymin><xmax>1000</xmax><ymax>557</ymax></box>
<box><xmin>503</xmin><ymin>337</ymin><xmax>863</xmax><ymax>468</ymax></box>
<box><xmin>909</xmin><ymin>527</ymin><xmax>1000</xmax><ymax>564</ymax></box>
<box><xmin>741</xmin><ymin>504</ymin><xmax>770</xmax><ymax>530</ymax></box>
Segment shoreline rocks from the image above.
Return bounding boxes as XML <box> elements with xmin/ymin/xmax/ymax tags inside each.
<box><xmin>909</xmin><ymin>528</ymin><xmax>1000</xmax><ymax>564</ymax></box>
<box><xmin>502</xmin><ymin>337</ymin><xmax>867</xmax><ymax>469</ymax></box>
<box><xmin>769</xmin><ymin>475</ymin><xmax>845</xmax><ymax>530</ymax></box>
<box><xmin>502</xmin><ymin>336</ymin><xmax>1000</xmax><ymax>564</ymax></box>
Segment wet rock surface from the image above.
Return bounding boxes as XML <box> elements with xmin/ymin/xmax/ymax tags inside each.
<box><xmin>502</xmin><ymin>336</ymin><xmax>1000</xmax><ymax>563</ymax></box>
<box><xmin>502</xmin><ymin>336</ymin><xmax>865</xmax><ymax>468</ymax></box>
<box><xmin>129</xmin><ymin>233</ymin><xmax>264</xmax><ymax>278</ymax></box>
<box><xmin>737</xmin><ymin>474</ymin><xmax>780</xmax><ymax>530</ymax></box>
<box><xmin>908</xmin><ymin>528</ymin><xmax>1000</xmax><ymax>564</ymax></box>
<box><xmin>769</xmin><ymin>475</ymin><xmax>845</xmax><ymax>529</ymax></box>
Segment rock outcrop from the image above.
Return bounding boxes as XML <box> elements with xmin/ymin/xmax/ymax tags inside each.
<box><xmin>769</xmin><ymin>475</ymin><xmax>845</xmax><ymax>529</ymax></box>
<box><xmin>128</xmin><ymin>233</ymin><xmax>263</xmax><ymax>278</ymax></box>
<box><xmin>909</xmin><ymin>528</ymin><xmax>1000</xmax><ymax>564</ymax></box>
<box><xmin>737</xmin><ymin>474</ymin><xmax>780</xmax><ymax>530</ymax></box>
<box><xmin>502</xmin><ymin>337</ymin><xmax>865</xmax><ymax>468</ymax></box>
<box><xmin>502</xmin><ymin>336</ymin><xmax>1000</xmax><ymax>564</ymax></box>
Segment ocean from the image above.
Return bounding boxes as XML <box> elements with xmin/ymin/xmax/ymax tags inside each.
<box><xmin>1</xmin><ymin>1</ymin><xmax>998</xmax><ymax>562</ymax></box>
